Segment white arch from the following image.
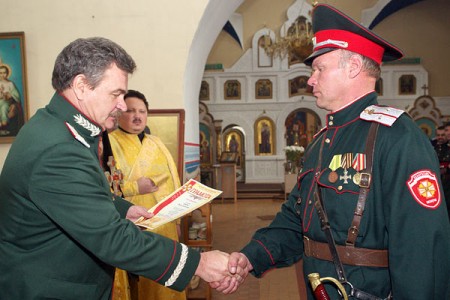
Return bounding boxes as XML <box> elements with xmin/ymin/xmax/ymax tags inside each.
<box><xmin>183</xmin><ymin>0</ymin><xmax>244</xmax><ymax>179</ymax></box>
<box><xmin>184</xmin><ymin>0</ymin><xmax>244</xmax><ymax>144</ymax></box>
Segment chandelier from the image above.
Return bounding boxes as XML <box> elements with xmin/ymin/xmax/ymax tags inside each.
<box><xmin>262</xmin><ymin>15</ymin><xmax>314</xmax><ymax>61</ymax></box>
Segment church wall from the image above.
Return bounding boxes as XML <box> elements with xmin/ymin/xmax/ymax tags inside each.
<box><xmin>202</xmin><ymin>0</ymin><xmax>450</xmax><ymax>183</ymax></box>
<box><xmin>0</xmin><ymin>0</ymin><xmax>209</xmax><ymax>170</ymax></box>
<box><xmin>203</xmin><ymin>60</ymin><xmax>438</xmax><ymax>183</ymax></box>
<box><xmin>370</xmin><ymin>0</ymin><xmax>450</xmax><ymax>97</ymax></box>
<box><xmin>0</xmin><ymin>0</ymin><xmax>448</xmax><ymax>183</ymax></box>
<box><xmin>208</xmin><ymin>0</ymin><xmax>450</xmax><ymax>97</ymax></box>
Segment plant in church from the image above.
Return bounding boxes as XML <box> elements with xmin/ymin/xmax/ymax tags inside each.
<box><xmin>284</xmin><ymin>145</ymin><xmax>305</xmax><ymax>163</ymax></box>
<box><xmin>284</xmin><ymin>145</ymin><xmax>305</xmax><ymax>174</ymax></box>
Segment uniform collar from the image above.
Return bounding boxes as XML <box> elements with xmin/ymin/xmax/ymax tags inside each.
<box><xmin>325</xmin><ymin>91</ymin><xmax>378</xmax><ymax>128</ymax></box>
<box><xmin>47</xmin><ymin>93</ymin><xmax>102</xmax><ymax>145</ymax></box>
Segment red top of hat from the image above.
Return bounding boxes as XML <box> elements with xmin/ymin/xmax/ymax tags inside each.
<box><xmin>304</xmin><ymin>4</ymin><xmax>403</xmax><ymax>66</ymax></box>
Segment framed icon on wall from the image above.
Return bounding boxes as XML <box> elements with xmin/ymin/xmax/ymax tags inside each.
<box><xmin>0</xmin><ymin>31</ymin><xmax>29</xmax><ymax>143</ymax></box>
<box><xmin>255</xmin><ymin>79</ymin><xmax>272</xmax><ymax>99</ymax></box>
<box><xmin>224</xmin><ymin>80</ymin><xmax>241</xmax><ymax>100</ymax></box>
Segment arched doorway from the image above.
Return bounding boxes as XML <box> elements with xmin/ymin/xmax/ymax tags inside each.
<box><xmin>223</xmin><ymin>125</ymin><xmax>245</xmax><ymax>182</ymax></box>
<box><xmin>285</xmin><ymin>108</ymin><xmax>321</xmax><ymax>148</ymax></box>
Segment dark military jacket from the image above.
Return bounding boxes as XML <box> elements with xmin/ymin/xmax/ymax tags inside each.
<box><xmin>433</xmin><ymin>142</ymin><xmax>450</xmax><ymax>164</ymax></box>
<box><xmin>0</xmin><ymin>93</ymin><xmax>200</xmax><ymax>299</ymax></box>
<box><xmin>242</xmin><ymin>92</ymin><xmax>450</xmax><ymax>299</ymax></box>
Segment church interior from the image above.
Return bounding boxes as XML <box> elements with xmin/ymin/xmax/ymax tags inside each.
<box><xmin>0</xmin><ymin>0</ymin><xmax>449</xmax><ymax>299</ymax></box>
<box><xmin>1</xmin><ymin>0</ymin><xmax>449</xmax><ymax>183</ymax></box>
<box><xmin>198</xmin><ymin>0</ymin><xmax>450</xmax><ymax>190</ymax></box>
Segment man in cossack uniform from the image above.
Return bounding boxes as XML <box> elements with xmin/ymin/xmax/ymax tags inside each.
<box><xmin>224</xmin><ymin>4</ymin><xmax>450</xmax><ymax>299</ymax></box>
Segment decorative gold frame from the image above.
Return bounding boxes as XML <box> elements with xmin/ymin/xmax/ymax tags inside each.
<box><xmin>0</xmin><ymin>32</ymin><xmax>29</xmax><ymax>143</ymax></box>
<box><xmin>399</xmin><ymin>74</ymin><xmax>416</xmax><ymax>95</ymax></box>
<box><xmin>147</xmin><ymin>109</ymin><xmax>185</xmax><ymax>180</ymax></box>
<box><xmin>254</xmin><ymin>116</ymin><xmax>275</xmax><ymax>155</ymax></box>
<box><xmin>220</xmin><ymin>151</ymin><xmax>238</xmax><ymax>163</ymax></box>
<box><xmin>199</xmin><ymin>123</ymin><xmax>213</xmax><ymax>167</ymax></box>
<box><xmin>289</xmin><ymin>75</ymin><xmax>312</xmax><ymax>97</ymax></box>
<box><xmin>224</xmin><ymin>80</ymin><xmax>241</xmax><ymax>100</ymax></box>
<box><xmin>224</xmin><ymin>130</ymin><xmax>242</xmax><ymax>166</ymax></box>
<box><xmin>199</xmin><ymin>80</ymin><xmax>210</xmax><ymax>101</ymax></box>
<box><xmin>255</xmin><ymin>79</ymin><xmax>272</xmax><ymax>99</ymax></box>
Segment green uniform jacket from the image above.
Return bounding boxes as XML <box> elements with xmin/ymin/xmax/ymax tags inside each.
<box><xmin>0</xmin><ymin>93</ymin><xmax>200</xmax><ymax>299</ymax></box>
<box><xmin>241</xmin><ymin>92</ymin><xmax>450</xmax><ymax>299</ymax></box>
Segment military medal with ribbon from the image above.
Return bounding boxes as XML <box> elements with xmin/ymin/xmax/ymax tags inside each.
<box><xmin>352</xmin><ymin>153</ymin><xmax>366</xmax><ymax>185</ymax></box>
<box><xmin>340</xmin><ymin>153</ymin><xmax>353</xmax><ymax>184</ymax></box>
<box><xmin>328</xmin><ymin>155</ymin><xmax>341</xmax><ymax>183</ymax></box>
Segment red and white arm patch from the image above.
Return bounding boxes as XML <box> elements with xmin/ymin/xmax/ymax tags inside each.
<box><xmin>406</xmin><ymin>170</ymin><xmax>441</xmax><ymax>209</ymax></box>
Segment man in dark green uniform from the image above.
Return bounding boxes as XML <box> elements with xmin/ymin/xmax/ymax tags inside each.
<box><xmin>221</xmin><ymin>4</ymin><xmax>450</xmax><ymax>299</ymax></box>
<box><xmin>0</xmin><ymin>37</ymin><xmax>242</xmax><ymax>299</ymax></box>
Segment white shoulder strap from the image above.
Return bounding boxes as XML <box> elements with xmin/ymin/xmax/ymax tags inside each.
<box><xmin>360</xmin><ymin>105</ymin><xmax>404</xmax><ymax>127</ymax></box>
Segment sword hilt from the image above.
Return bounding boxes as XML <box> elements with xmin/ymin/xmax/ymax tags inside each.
<box><xmin>308</xmin><ymin>273</ymin><xmax>348</xmax><ymax>300</ymax></box>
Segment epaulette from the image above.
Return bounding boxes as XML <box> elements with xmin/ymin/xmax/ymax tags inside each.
<box><xmin>360</xmin><ymin>105</ymin><xmax>404</xmax><ymax>127</ymax></box>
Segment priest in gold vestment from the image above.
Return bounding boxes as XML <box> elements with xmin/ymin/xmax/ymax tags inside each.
<box><xmin>109</xmin><ymin>90</ymin><xmax>186</xmax><ymax>300</ymax></box>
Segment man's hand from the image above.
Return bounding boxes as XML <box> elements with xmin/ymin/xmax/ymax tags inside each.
<box><xmin>126</xmin><ymin>205</ymin><xmax>154</xmax><ymax>223</ymax></box>
<box><xmin>194</xmin><ymin>251</ymin><xmax>239</xmax><ymax>294</ymax></box>
<box><xmin>137</xmin><ymin>177</ymin><xmax>159</xmax><ymax>194</ymax></box>
<box><xmin>195</xmin><ymin>251</ymin><xmax>230</xmax><ymax>282</ymax></box>
<box><xmin>195</xmin><ymin>251</ymin><xmax>252</xmax><ymax>294</ymax></box>
<box><xmin>210</xmin><ymin>252</ymin><xmax>253</xmax><ymax>293</ymax></box>
<box><xmin>228</xmin><ymin>252</ymin><xmax>253</xmax><ymax>275</ymax></box>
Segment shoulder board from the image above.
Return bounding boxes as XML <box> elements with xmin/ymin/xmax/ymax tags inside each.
<box><xmin>360</xmin><ymin>105</ymin><xmax>404</xmax><ymax>127</ymax></box>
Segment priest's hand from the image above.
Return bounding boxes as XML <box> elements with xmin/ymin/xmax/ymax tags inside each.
<box><xmin>137</xmin><ymin>177</ymin><xmax>159</xmax><ymax>194</ymax></box>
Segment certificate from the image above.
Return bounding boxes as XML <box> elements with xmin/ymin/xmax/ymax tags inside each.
<box><xmin>134</xmin><ymin>179</ymin><xmax>222</xmax><ymax>229</ymax></box>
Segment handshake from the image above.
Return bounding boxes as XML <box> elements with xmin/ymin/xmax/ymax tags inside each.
<box><xmin>127</xmin><ymin>206</ymin><xmax>253</xmax><ymax>294</ymax></box>
<box><xmin>195</xmin><ymin>250</ymin><xmax>253</xmax><ymax>294</ymax></box>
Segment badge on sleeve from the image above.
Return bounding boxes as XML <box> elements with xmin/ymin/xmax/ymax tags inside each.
<box><xmin>407</xmin><ymin>170</ymin><xmax>441</xmax><ymax>209</ymax></box>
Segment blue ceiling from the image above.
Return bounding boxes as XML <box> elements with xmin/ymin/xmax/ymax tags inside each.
<box><xmin>223</xmin><ymin>0</ymin><xmax>425</xmax><ymax>48</ymax></box>
<box><xmin>368</xmin><ymin>0</ymin><xmax>424</xmax><ymax>29</ymax></box>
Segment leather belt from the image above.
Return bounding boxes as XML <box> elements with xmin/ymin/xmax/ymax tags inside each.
<box><xmin>304</xmin><ymin>236</ymin><xmax>388</xmax><ymax>268</ymax></box>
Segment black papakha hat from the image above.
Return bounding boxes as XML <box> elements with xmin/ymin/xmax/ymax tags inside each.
<box><xmin>303</xmin><ymin>4</ymin><xmax>403</xmax><ymax>66</ymax></box>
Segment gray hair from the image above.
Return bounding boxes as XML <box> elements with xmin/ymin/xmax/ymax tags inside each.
<box><xmin>338</xmin><ymin>49</ymin><xmax>381</xmax><ymax>79</ymax></box>
<box><xmin>51</xmin><ymin>37</ymin><xmax>136</xmax><ymax>92</ymax></box>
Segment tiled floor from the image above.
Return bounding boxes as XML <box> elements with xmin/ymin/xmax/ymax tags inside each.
<box><xmin>205</xmin><ymin>199</ymin><xmax>301</xmax><ymax>300</ymax></box>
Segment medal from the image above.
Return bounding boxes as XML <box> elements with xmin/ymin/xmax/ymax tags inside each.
<box><xmin>328</xmin><ymin>171</ymin><xmax>338</xmax><ymax>183</ymax></box>
<box><xmin>328</xmin><ymin>155</ymin><xmax>341</xmax><ymax>183</ymax></box>
<box><xmin>352</xmin><ymin>153</ymin><xmax>366</xmax><ymax>185</ymax></box>
<box><xmin>353</xmin><ymin>172</ymin><xmax>361</xmax><ymax>185</ymax></box>
<box><xmin>342</xmin><ymin>153</ymin><xmax>353</xmax><ymax>169</ymax></box>
<box><xmin>339</xmin><ymin>153</ymin><xmax>353</xmax><ymax>184</ymax></box>
<box><xmin>352</xmin><ymin>153</ymin><xmax>366</xmax><ymax>172</ymax></box>
<box><xmin>329</xmin><ymin>155</ymin><xmax>341</xmax><ymax>171</ymax></box>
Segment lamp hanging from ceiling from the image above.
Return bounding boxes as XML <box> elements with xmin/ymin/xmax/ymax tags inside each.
<box><xmin>262</xmin><ymin>15</ymin><xmax>314</xmax><ymax>62</ymax></box>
